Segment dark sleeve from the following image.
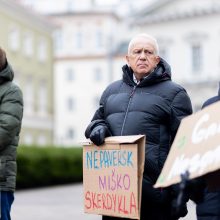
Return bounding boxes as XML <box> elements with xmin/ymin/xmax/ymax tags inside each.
<box><xmin>170</xmin><ymin>90</ymin><xmax>193</xmax><ymax>143</ymax></box>
<box><xmin>188</xmin><ymin>177</ymin><xmax>206</xmax><ymax>203</ymax></box>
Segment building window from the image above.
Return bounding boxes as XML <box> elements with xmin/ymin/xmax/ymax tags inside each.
<box><xmin>38</xmin><ymin>38</ymin><xmax>47</xmax><ymax>62</ymax></box>
<box><xmin>66</xmin><ymin>68</ymin><xmax>74</xmax><ymax>81</ymax></box>
<box><xmin>23</xmin><ymin>32</ymin><xmax>33</xmax><ymax>57</ymax></box>
<box><xmin>67</xmin><ymin>97</ymin><xmax>74</xmax><ymax>111</ymax></box>
<box><xmin>96</xmin><ymin>30</ymin><xmax>103</xmax><ymax>48</ymax></box>
<box><xmin>67</xmin><ymin>128</ymin><xmax>75</xmax><ymax>139</ymax></box>
<box><xmin>75</xmin><ymin>31</ymin><xmax>83</xmax><ymax>48</ymax></box>
<box><xmin>8</xmin><ymin>26</ymin><xmax>20</xmax><ymax>51</ymax></box>
<box><xmin>94</xmin><ymin>67</ymin><xmax>102</xmax><ymax>81</ymax></box>
<box><xmin>38</xmin><ymin>80</ymin><xmax>47</xmax><ymax>115</ymax></box>
<box><xmin>191</xmin><ymin>44</ymin><xmax>203</xmax><ymax>72</ymax></box>
<box><xmin>24</xmin><ymin>75</ymin><xmax>34</xmax><ymax>114</ymax></box>
<box><xmin>53</xmin><ymin>30</ymin><xmax>63</xmax><ymax>52</ymax></box>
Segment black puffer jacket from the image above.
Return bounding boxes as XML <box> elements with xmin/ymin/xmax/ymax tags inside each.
<box><xmin>85</xmin><ymin>58</ymin><xmax>192</xmax><ymax>207</ymax></box>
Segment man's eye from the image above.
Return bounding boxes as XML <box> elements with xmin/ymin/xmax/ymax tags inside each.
<box><xmin>145</xmin><ymin>51</ymin><xmax>153</xmax><ymax>55</ymax></box>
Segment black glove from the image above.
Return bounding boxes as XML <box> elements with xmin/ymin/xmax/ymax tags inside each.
<box><xmin>0</xmin><ymin>47</ymin><xmax>6</xmax><ymax>71</ymax></box>
<box><xmin>170</xmin><ymin>173</ymin><xmax>189</xmax><ymax>219</ymax></box>
<box><xmin>89</xmin><ymin>125</ymin><xmax>109</xmax><ymax>146</ymax></box>
<box><xmin>171</xmin><ymin>195</ymin><xmax>188</xmax><ymax>219</ymax></box>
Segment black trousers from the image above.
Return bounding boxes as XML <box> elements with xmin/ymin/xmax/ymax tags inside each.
<box><xmin>102</xmin><ymin>196</ymin><xmax>173</xmax><ymax>220</ymax></box>
<box><xmin>102</xmin><ymin>180</ymin><xmax>178</xmax><ymax>220</ymax></box>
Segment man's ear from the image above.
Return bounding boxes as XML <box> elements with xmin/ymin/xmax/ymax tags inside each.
<box><xmin>155</xmin><ymin>56</ymin><xmax>160</xmax><ymax>65</ymax></box>
<box><xmin>125</xmin><ymin>55</ymin><xmax>130</xmax><ymax>65</ymax></box>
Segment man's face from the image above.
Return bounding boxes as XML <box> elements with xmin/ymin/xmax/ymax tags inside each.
<box><xmin>126</xmin><ymin>37</ymin><xmax>160</xmax><ymax>80</ymax></box>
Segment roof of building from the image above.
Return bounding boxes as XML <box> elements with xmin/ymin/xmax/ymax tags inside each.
<box><xmin>130</xmin><ymin>0</ymin><xmax>220</xmax><ymax>25</ymax></box>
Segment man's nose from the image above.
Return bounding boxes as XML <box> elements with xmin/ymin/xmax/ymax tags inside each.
<box><xmin>139</xmin><ymin>51</ymin><xmax>147</xmax><ymax>59</ymax></box>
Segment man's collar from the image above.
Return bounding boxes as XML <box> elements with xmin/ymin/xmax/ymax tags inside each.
<box><xmin>133</xmin><ymin>74</ymin><xmax>148</xmax><ymax>84</ymax></box>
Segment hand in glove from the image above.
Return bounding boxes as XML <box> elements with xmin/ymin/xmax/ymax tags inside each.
<box><xmin>0</xmin><ymin>47</ymin><xmax>7</xmax><ymax>71</ymax></box>
<box><xmin>171</xmin><ymin>196</ymin><xmax>188</xmax><ymax>219</ymax></box>
<box><xmin>89</xmin><ymin>125</ymin><xmax>109</xmax><ymax>146</ymax></box>
<box><xmin>170</xmin><ymin>172</ymin><xmax>190</xmax><ymax>219</ymax></box>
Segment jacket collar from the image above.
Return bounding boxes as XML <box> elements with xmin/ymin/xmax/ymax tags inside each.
<box><xmin>122</xmin><ymin>57</ymin><xmax>171</xmax><ymax>87</ymax></box>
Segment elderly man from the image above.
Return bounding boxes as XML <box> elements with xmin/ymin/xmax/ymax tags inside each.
<box><xmin>85</xmin><ymin>33</ymin><xmax>192</xmax><ymax>220</ymax></box>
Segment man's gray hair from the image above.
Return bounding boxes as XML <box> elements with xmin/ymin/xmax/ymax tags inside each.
<box><xmin>128</xmin><ymin>33</ymin><xmax>159</xmax><ymax>55</ymax></box>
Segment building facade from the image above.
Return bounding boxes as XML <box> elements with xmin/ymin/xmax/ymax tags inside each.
<box><xmin>14</xmin><ymin>0</ymin><xmax>123</xmax><ymax>146</ymax></box>
<box><xmin>51</xmin><ymin>10</ymin><xmax>121</xmax><ymax>146</ymax></box>
<box><xmin>0</xmin><ymin>0</ymin><xmax>54</xmax><ymax>145</ymax></box>
<box><xmin>129</xmin><ymin>0</ymin><xmax>220</xmax><ymax>111</ymax></box>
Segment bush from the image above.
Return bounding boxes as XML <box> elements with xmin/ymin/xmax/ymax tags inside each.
<box><xmin>16</xmin><ymin>146</ymin><xmax>83</xmax><ymax>189</ymax></box>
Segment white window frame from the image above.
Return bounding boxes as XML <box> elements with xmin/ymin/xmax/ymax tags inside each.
<box><xmin>24</xmin><ymin>75</ymin><xmax>34</xmax><ymax>115</ymax></box>
<box><xmin>66</xmin><ymin>128</ymin><xmax>75</xmax><ymax>139</ymax></box>
<box><xmin>191</xmin><ymin>44</ymin><xmax>203</xmax><ymax>73</ymax></box>
<box><xmin>23</xmin><ymin>31</ymin><xmax>34</xmax><ymax>57</ymax></box>
<box><xmin>38</xmin><ymin>38</ymin><xmax>47</xmax><ymax>62</ymax></box>
<box><xmin>38</xmin><ymin>79</ymin><xmax>47</xmax><ymax>115</ymax></box>
<box><xmin>8</xmin><ymin>25</ymin><xmax>20</xmax><ymax>51</ymax></box>
<box><xmin>66</xmin><ymin>68</ymin><xmax>74</xmax><ymax>81</ymax></box>
<box><xmin>67</xmin><ymin>97</ymin><xmax>75</xmax><ymax>111</ymax></box>
<box><xmin>94</xmin><ymin>67</ymin><xmax>102</xmax><ymax>81</ymax></box>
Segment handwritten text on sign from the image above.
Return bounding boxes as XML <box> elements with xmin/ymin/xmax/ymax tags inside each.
<box><xmin>168</xmin><ymin>113</ymin><xmax>220</xmax><ymax>180</ymax></box>
<box><xmin>84</xmin><ymin>147</ymin><xmax>138</xmax><ymax>218</ymax></box>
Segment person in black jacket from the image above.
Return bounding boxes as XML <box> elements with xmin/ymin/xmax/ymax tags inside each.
<box><xmin>195</xmin><ymin>85</ymin><xmax>220</xmax><ymax>220</ymax></box>
<box><xmin>85</xmin><ymin>33</ymin><xmax>192</xmax><ymax>220</ymax></box>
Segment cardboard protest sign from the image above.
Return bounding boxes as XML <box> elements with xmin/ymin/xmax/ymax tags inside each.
<box><xmin>83</xmin><ymin>135</ymin><xmax>145</xmax><ymax>219</ymax></box>
<box><xmin>155</xmin><ymin>101</ymin><xmax>220</xmax><ymax>188</ymax></box>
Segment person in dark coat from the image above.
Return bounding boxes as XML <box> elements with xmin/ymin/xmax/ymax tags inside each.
<box><xmin>85</xmin><ymin>33</ymin><xmax>192</xmax><ymax>220</ymax></box>
<box><xmin>195</xmin><ymin>85</ymin><xmax>220</xmax><ymax>220</ymax></box>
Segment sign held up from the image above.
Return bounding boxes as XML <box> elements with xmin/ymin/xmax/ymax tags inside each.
<box><xmin>155</xmin><ymin>101</ymin><xmax>220</xmax><ymax>188</ymax></box>
<box><xmin>83</xmin><ymin>135</ymin><xmax>145</xmax><ymax>219</ymax></box>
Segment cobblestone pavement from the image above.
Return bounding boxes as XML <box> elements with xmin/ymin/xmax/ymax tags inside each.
<box><xmin>11</xmin><ymin>183</ymin><xmax>196</xmax><ymax>220</ymax></box>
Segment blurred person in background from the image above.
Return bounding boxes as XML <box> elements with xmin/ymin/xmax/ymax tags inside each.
<box><xmin>85</xmin><ymin>33</ymin><xmax>192</xmax><ymax>220</ymax></box>
<box><xmin>191</xmin><ymin>86</ymin><xmax>220</xmax><ymax>220</ymax></box>
<box><xmin>0</xmin><ymin>48</ymin><xmax>23</xmax><ymax>220</ymax></box>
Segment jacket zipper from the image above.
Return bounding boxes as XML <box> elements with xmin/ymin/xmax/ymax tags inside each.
<box><xmin>120</xmin><ymin>86</ymin><xmax>136</xmax><ymax>135</ymax></box>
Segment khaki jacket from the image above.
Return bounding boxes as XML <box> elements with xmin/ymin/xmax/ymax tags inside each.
<box><xmin>0</xmin><ymin>63</ymin><xmax>23</xmax><ymax>191</ymax></box>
